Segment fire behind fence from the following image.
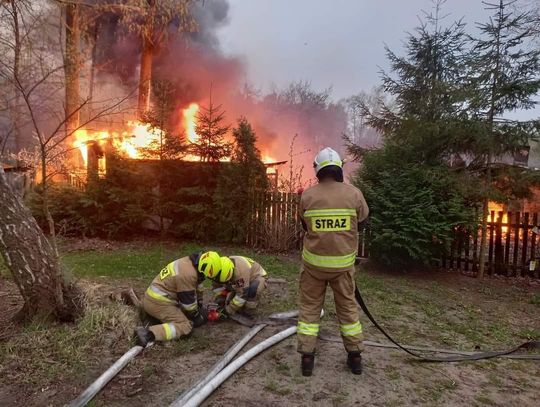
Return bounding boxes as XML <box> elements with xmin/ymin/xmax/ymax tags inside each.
<box><xmin>445</xmin><ymin>211</ymin><xmax>540</xmax><ymax>279</ymax></box>
<box><xmin>247</xmin><ymin>193</ymin><xmax>539</xmax><ymax>279</ymax></box>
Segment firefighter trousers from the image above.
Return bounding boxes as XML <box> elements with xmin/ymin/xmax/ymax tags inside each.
<box><xmin>297</xmin><ymin>265</ymin><xmax>363</xmax><ymax>354</ymax></box>
<box><xmin>142</xmin><ymin>294</ymin><xmax>193</xmax><ymax>341</ymax></box>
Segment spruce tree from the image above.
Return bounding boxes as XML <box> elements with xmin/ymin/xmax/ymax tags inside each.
<box><xmin>139</xmin><ymin>79</ymin><xmax>187</xmax><ymax>235</ymax></box>
<box><xmin>214</xmin><ymin>118</ymin><xmax>268</xmax><ymax>242</ymax></box>
<box><xmin>140</xmin><ymin>79</ymin><xmax>187</xmax><ymax>161</ymax></box>
<box><xmin>191</xmin><ymin>97</ymin><xmax>231</xmax><ymax>162</ymax></box>
<box><xmin>468</xmin><ymin>0</ymin><xmax>540</xmax><ymax>277</ymax></box>
<box><xmin>353</xmin><ymin>1</ymin><xmax>477</xmax><ymax>267</ymax></box>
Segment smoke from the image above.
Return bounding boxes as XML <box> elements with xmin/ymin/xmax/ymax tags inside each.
<box><xmin>93</xmin><ymin>0</ymin><xmax>351</xmax><ymax>184</ymax></box>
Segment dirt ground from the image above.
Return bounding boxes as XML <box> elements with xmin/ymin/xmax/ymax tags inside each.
<box><xmin>1</xmin><ymin>258</ymin><xmax>539</xmax><ymax>406</ymax></box>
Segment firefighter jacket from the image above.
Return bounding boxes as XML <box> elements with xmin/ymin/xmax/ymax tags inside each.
<box><xmin>213</xmin><ymin>256</ymin><xmax>267</xmax><ymax>314</ymax></box>
<box><xmin>145</xmin><ymin>255</ymin><xmax>204</xmax><ymax>315</ymax></box>
<box><xmin>300</xmin><ymin>180</ymin><xmax>369</xmax><ymax>272</ymax></box>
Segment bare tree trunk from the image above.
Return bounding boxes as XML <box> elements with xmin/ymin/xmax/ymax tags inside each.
<box><xmin>138</xmin><ymin>0</ymin><xmax>156</xmax><ymax>115</ymax></box>
<box><xmin>477</xmin><ymin>178</ymin><xmax>490</xmax><ymax>278</ymax></box>
<box><xmin>138</xmin><ymin>34</ymin><xmax>153</xmax><ymax>115</ymax></box>
<box><xmin>0</xmin><ymin>166</ymin><xmax>83</xmax><ymax>322</ymax></box>
<box><xmin>10</xmin><ymin>0</ymin><xmax>23</xmax><ymax>154</ymax></box>
<box><xmin>41</xmin><ymin>148</ymin><xmax>58</xmax><ymax>256</ymax></box>
<box><xmin>478</xmin><ymin>2</ymin><xmax>503</xmax><ymax>279</ymax></box>
<box><xmin>64</xmin><ymin>1</ymin><xmax>81</xmax><ymax>136</ymax></box>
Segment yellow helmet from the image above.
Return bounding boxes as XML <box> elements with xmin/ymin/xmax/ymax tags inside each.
<box><xmin>217</xmin><ymin>257</ymin><xmax>234</xmax><ymax>283</ymax></box>
<box><xmin>198</xmin><ymin>251</ymin><xmax>222</xmax><ymax>279</ymax></box>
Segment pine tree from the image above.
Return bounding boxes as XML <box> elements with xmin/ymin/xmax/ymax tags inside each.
<box><xmin>214</xmin><ymin>118</ymin><xmax>268</xmax><ymax>242</ymax></box>
<box><xmin>352</xmin><ymin>2</ymin><xmax>477</xmax><ymax>267</ymax></box>
<box><xmin>191</xmin><ymin>98</ymin><xmax>231</xmax><ymax>162</ymax></box>
<box><xmin>140</xmin><ymin>79</ymin><xmax>187</xmax><ymax>161</ymax></box>
<box><xmin>139</xmin><ymin>79</ymin><xmax>187</xmax><ymax>235</ymax></box>
<box><xmin>468</xmin><ymin>0</ymin><xmax>540</xmax><ymax>277</ymax></box>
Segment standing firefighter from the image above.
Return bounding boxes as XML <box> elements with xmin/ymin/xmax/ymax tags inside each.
<box><xmin>297</xmin><ymin>147</ymin><xmax>369</xmax><ymax>376</ymax></box>
<box><xmin>212</xmin><ymin>256</ymin><xmax>268</xmax><ymax>317</ymax></box>
<box><xmin>134</xmin><ymin>251</ymin><xmax>222</xmax><ymax>347</ymax></box>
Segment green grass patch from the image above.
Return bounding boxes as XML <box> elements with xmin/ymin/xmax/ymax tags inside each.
<box><xmin>530</xmin><ymin>293</ymin><xmax>540</xmax><ymax>306</ymax></box>
<box><xmin>264</xmin><ymin>378</ymin><xmax>292</xmax><ymax>396</ymax></box>
<box><xmin>0</xmin><ymin>303</ymin><xmax>137</xmax><ymax>386</ymax></box>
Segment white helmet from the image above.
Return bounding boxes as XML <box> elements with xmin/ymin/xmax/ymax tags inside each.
<box><xmin>313</xmin><ymin>147</ymin><xmax>343</xmax><ymax>175</ymax></box>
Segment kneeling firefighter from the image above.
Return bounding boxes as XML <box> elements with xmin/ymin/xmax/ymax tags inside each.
<box><xmin>297</xmin><ymin>147</ymin><xmax>369</xmax><ymax>376</ymax></box>
<box><xmin>134</xmin><ymin>251</ymin><xmax>223</xmax><ymax>347</ymax></box>
<box><xmin>212</xmin><ymin>256</ymin><xmax>268</xmax><ymax>318</ymax></box>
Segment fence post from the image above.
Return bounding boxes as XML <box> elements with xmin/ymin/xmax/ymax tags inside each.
<box><xmin>532</xmin><ymin>213</ymin><xmax>539</xmax><ymax>279</ymax></box>
<box><xmin>520</xmin><ymin>212</ymin><xmax>530</xmax><ymax>278</ymax></box>
<box><xmin>494</xmin><ymin>212</ymin><xmax>504</xmax><ymax>275</ymax></box>
<box><xmin>504</xmin><ymin>212</ymin><xmax>512</xmax><ymax>277</ymax></box>
<box><xmin>513</xmin><ymin>211</ymin><xmax>521</xmax><ymax>276</ymax></box>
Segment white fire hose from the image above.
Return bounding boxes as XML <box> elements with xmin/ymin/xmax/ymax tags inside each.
<box><xmin>170</xmin><ymin>324</ymin><xmax>266</xmax><ymax>406</ymax></box>
<box><xmin>178</xmin><ymin>326</ymin><xmax>297</xmax><ymax>407</ymax></box>
<box><xmin>67</xmin><ymin>345</ymin><xmax>144</xmax><ymax>407</ymax></box>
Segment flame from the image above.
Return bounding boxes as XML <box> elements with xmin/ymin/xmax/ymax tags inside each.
<box><xmin>488</xmin><ymin>202</ymin><xmax>508</xmax><ymax>233</ymax></box>
<box><xmin>262</xmin><ymin>154</ymin><xmax>275</xmax><ymax>164</ymax></box>
<box><xmin>74</xmin><ymin>129</ymin><xmax>110</xmax><ymax>166</ymax></box>
<box><xmin>72</xmin><ymin>102</ymin><xmax>281</xmax><ymax>170</ymax></box>
<box><xmin>73</xmin><ymin>122</ymin><xmax>163</xmax><ymax>166</ymax></box>
<box><xmin>182</xmin><ymin>103</ymin><xmax>200</xmax><ymax>143</ymax></box>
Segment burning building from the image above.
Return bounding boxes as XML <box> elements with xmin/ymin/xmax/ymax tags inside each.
<box><xmin>70</xmin><ymin>102</ymin><xmax>285</xmax><ymax>189</ymax></box>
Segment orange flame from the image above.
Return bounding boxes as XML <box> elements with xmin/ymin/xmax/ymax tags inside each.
<box><xmin>73</xmin><ymin>122</ymin><xmax>163</xmax><ymax>165</ymax></box>
<box><xmin>262</xmin><ymin>154</ymin><xmax>275</xmax><ymax>164</ymax></box>
<box><xmin>182</xmin><ymin>103</ymin><xmax>200</xmax><ymax>143</ymax></box>
<box><xmin>488</xmin><ymin>202</ymin><xmax>508</xmax><ymax>233</ymax></box>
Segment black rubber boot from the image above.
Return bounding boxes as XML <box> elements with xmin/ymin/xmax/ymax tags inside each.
<box><xmin>301</xmin><ymin>354</ymin><xmax>315</xmax><ymax>377</ymax></box>
<box><xmin>135</xmin><ymin>327</ymin><xmax>155</xmax><ymax>347</ymax></box>
<box><xmin>347</xmin><ymin>352</ymin><xmax>362</xmax><ymax>375</ymax></box>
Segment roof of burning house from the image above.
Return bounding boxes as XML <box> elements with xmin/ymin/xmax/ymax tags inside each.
<box><xmin>1</xmin><ymin>163</ymin><xmax>31</xmax><ymax>172</ymax></box>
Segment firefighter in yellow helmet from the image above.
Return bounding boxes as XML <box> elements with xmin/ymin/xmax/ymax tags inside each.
<box><xmin>297</xmin><ymin>147</ymin><xmax>369</xmax><ymax>376</ymax></box>
<box><xmin>134</xmin><ymin>251</ymin><xmax>222</xmax><ymax>347</ymax></box>
<box><xmin>211</xmin><ymin>256</ymin><xmax>268</xmax><ymax>318</ymax></box>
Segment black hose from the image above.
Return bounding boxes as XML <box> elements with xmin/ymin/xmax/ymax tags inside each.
<box><xmin>354</xmin><ymin>285</ymin><xmax>540</xmax><ymax>362</ymax></box>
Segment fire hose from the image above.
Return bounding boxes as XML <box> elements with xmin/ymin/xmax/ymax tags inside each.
<box><xmin>170</xmin><ymin>324</ymin><xmax>266</xmax><ymax>406</ymax></box>
<box><xmin>175</xmin><ymin>326</ymin><xmax>297</xmax><ymax>407</ymax></box>
<box><xmin>353</xmin><ymin>279</ymin><xmax>540</xmax><ymax>362</ymax></box>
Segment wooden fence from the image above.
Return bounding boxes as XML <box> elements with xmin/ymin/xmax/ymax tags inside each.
<box><xmin>247</xmin><ymin>191</ymin><xmax>303</xmax><ymax>251</ymax></box>
<box><xmin>444</xmin><ymin>211</ymin><xmax>540</xmax><ymax>279</ymax></box>
<box><xmin>248</xmin><ymin>193</ymin><xmax>539</xmax><ymax>279</ymax></box>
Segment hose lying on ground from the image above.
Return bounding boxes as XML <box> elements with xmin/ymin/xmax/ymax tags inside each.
<box><xmin>178</xmin><ymin>326</ymin><xmax>297</xmax><ymax>407</ymax></box>
<box><xmin>354</xmin><ymin>285</ymin><xmax>540</xmax><ymax>362</ymax></box>
<box><xmin>170</xmin><ymin>324</ymin><xmax>266</xmax><ymax>407</ymax></box>
<box><xmin>67</xmin><ymin>345</ymin><xmax>144</xmax><ymax>407</ymax></box>
<box><xmin>317</xmin><ymin>333</ymin><xmax>540</xmax><ymax>360</ymax></box>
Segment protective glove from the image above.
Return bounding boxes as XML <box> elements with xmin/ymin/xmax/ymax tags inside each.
<box><xmin>191</xmin><ymin>310</ymin><xmax>207</xmax><ymax>327</ymax></box>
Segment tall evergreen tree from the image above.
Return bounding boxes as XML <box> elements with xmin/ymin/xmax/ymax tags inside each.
<box><xmin>140</xmin><ymin>79</ymin><xmax>187</xmax><ymax>161</ymax></box>
<box><xmin>214</xmin><ymin>118</ymin><xmax>268</xmax><ymax>242</ymax></box>
<box><xmin>191</xmin><ymin>98</ymin><xmax>231</xmax><ymax>162</ymax></box>
<box><xmin>139</xmin><ymin>79</ymin><xmax>187</xmax><ymax>235</ymax></box>
<box><xmin>468</xmin><ymin>0</ymin><xmax>540</xmax><ymax>277</ymax></box>
<box><xmin>352</xmin><ymin>1</ymin><xmax>477</xmax><ymax>267</ymax></box>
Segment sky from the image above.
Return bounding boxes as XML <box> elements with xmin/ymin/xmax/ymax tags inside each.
<box><xmin>217</xmin><ymin>0</ymin><xmax>540</xmax><ymax>120</ymax></box>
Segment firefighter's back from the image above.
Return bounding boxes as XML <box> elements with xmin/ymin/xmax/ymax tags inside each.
<box><xmin>300</xmin><ymin>180</ymin><xmax>368</xmax><ymax>272</ymax></box>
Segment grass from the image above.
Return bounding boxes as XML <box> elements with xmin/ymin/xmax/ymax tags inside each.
<box><xmin>0</xmin><ymin>302</ymin><xmax>137</xmax><ymax>386</ymax></box>
<box><xmin>474</xmin><ymin>393</ymin><xmax>496</xmax><ymax>406</ymax></box>
<box><xmin>264</xmin><ymin>378</ymin><xmax>293</xmax><ymax>396</ymax></box>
